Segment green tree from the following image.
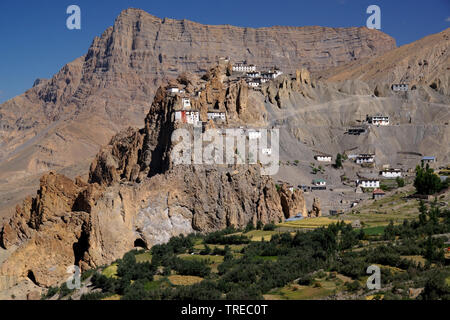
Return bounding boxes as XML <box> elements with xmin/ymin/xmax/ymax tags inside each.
<box><xmin>335</xmin><ymin>153</ymin><xmax>343</xmax><ymax>169</ymax></box>
<box><xmin>419</xmin><ymin>200</ymin><xmax>428</xmax><ymax>225</ymax></box>
<box><xmin>420</xmin><ymin>270</ymin><xmax>450</xmax><ymax>300</ymax></box>
<box><xmin>414</xmin><ymin>164</ymin><xmax>442</xmax><ymax>195</ymax></box>
<box><xmin>256</xmin><ymin>220</ymin><xmax>264</xmax><ymax>230</ymax></box>
<box><xmin>396</xmin><ymin>177</ymin><xmax>405</xmax><ymax>188</ymax></box>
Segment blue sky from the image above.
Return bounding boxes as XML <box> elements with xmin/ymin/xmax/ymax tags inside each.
<box><xmin>0</xmin><ymin>0</ymin><xmax>448</xmax><ymax>103</ymax></box>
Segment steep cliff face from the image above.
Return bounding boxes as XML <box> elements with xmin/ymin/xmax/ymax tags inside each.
<box><xmin>0</xmin><ymin>8</ymin><xmax>395</xmax><ymax>220</ymax></box>
<box><xmin>0</xmin><ymin>67</ymin><xmax>307</xmax><ymax>288</ymax></box>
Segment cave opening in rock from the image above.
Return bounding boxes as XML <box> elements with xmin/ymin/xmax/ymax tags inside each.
<box><xmin>73</xmin><ymin>227</ymin><xmax>90</xmax><ymax>267</ymax></box>
<box><xmin>27</xmin><ymin>270</ymin><xmax>39</xmax><ymax>286</ymax></box>
<box><xmin>134</xmin><ymin>238</ymin><xmax>147</xmax><ymax>249</ymax></box>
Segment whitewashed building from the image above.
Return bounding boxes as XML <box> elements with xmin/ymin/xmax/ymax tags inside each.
<box><xmin>356</xmin><ymin>179</ymin><xmax>380</xmax><ymax>188</ymax></box>
<box><xmin>261</xmin><ymin>70</ymin><xmax>283</xmax><ymax>80</ymax></box>
<box><xmin>247</xmin><ymin>78</ymin><xmax>261</xmax><ymax>87</ymax></box>
<box><xmin>232</xmin><ymin>63</ymin><xmax>256</xmax><ymax>73</ymax></box>
<box><xmin>314</xmin><ymin>154</ymin><xmax>332</xmax><ymax>162</ymax></box>
<box><xmin>175</xmin><ymin>110</ymin><xmax>199</xmax><ymax>125</ymax></box>
<box><xmin>367</xmin><ymin>115</ymin><xmax>389</xmax><ymax>126</ymax></box>
<box><xmin>422</xmin><ymin>156</ymin><xmax>436</xmax><ymax>164</ymax></box>
<box><xmin>380</xmin><ymin>168</ymin><xmax>402</xmax><ymax>178</ymax></box>
<box><xmin>167</xmin><ymin>86</ymin><xmax>179</xmax><ymax>94</ymax></box>
<box><xmin>392</xmin><ymin>84</ymin><xmax>408</xmax><ymax>92</ymax></box>
<box><xmin>356</xmin><ymin>154</ymin><xmax>375</xmax><ymax>164</ymax></box>
<box><xmin>312</xmin><ymin>179</ymin><xmax>326</xmax><ymax>186</ymax></box>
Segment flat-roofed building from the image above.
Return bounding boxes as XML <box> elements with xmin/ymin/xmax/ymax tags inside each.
<box><xmin>380</xmin><ymin>168</ymin><xmax>402</xmax><ymax>178</ymax></box>
<box><xmin>357</xmin><ymin>178</ymin><xmax>380</xmax><ymax>188</ymax></box>
<box><xmin>392</xmin><ymin>84</ymin><xmax>408</xmax><ymax>91</ymax></box>
<box><xmin>312</xmin><ymin>179</ymin><xmax>326</xmax><ymax>186</ymax></box>
<box><xmin>175</xmin><ymin>110</ymin><xmax>199</xmax><ymax>125</ymax></box>
<box><xmin>232</xmin><ymin>62</ymin><xmax>256</xmax><ymax>73</ymax></box>
<box><xmin>367</xmin><ymin>115</ymin><xmax>389</xmax><ymax>126</ymax></box>
<box><xmin>356</xmin><ymin>154</ymin><xmax>375</xmax><ymax>164</ymax></box>
<box><xmin>314</xmin><ymin>154</ymin><xmax>332</xmax><ymax>162</ymax></box>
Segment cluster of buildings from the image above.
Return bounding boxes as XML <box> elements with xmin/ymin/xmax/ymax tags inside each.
<box><xmin>232</xmin><ymin>61</ymin><xmax>283</xmax><ymax>88</ymax></box>
<box><xmin>169</xmin><ymin>86</ymin><xmax>228</xmax><ymax>126</ymax></box>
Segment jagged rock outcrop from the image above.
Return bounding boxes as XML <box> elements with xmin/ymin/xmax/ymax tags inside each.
<box><xmin>278</xmin><ymin>184</ymin><xmax>308</xmax><ymax>219</ymax></box>
<box><xmin>0</xmin><ymin>67</ymin><xmax>308</xmax><ymax>288</ymax></box>
<box><xmin>309</xmin><ymin>197</ymin><xmax>322</xmax><ymax>218</ymax></box>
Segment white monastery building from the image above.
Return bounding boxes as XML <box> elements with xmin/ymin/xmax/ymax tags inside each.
<box><xmin>232</xmin><ymin>62</ymin><xmax>256</xmax><ymax>73</ymax></box>
<box><xmin>175</xmin><ymin>110</ymin><xmax>199</xmax><ymax>125</ymax></box>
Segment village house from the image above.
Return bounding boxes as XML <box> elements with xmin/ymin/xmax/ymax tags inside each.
<box><xmin>312</xmin><ymin>179</ymin><xmax>326</xmax><ymax>187</ymax></box>
<box><xmin>356</xmin><ymin>154</ymin><xmax>375</xmax><ymax>164</ymax></box>
<box><xmin>175</xmin><ymin>110</ymin><xmax>199</xmax><ymax>125</ymax></box>
<box><xmin>314</xmin><ymin>154</ymin><xmax>332</xmax><ymax>162</ymax></box>
<box><xmin>373</xmin><ymin>188</ymin><xmax>386</xmax><ymax>199</ymax></box>
<box><xmin>367</xmin><ymin>114</ymin><xmax>389</xmax><ymax>126</ymax></box>
<box><xmin>392</xmin><ymin>84</ymin><xmax>409</xmax><ymax>92</ymax></box>
<box><xmin>422</xmin><ymin>156</ymin><xmax>436</xmax><ymax>164</ymax></box>
<box><xmin>380</xmin><ymin>168</ymin><xmax>402</xmax><ymax>178</ymax></box>
<box><xmin>356</xmin><ymin>178</ymin><xmax>380</xmax><ymax>189</ymax></box>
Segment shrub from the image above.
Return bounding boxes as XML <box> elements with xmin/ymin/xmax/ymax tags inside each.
<box><xmin>263</xmin><ymin>223</ymin><xmax>276</xmax><ymax>231</ymax></box>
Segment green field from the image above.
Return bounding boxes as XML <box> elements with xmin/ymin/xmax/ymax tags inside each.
<box><xmin>278</xmin><ymin>217</ymin><xmax>351</xmax><ymax>229</ymax></box>
<box><xmin>362</xmin><ymin>226</ymin><xmax>386</xmax><ymax>236</ymax></box>
<box><xmin>135</xmin><ymin>252</ymin><xmax>152</xmax><ymax>263</ymax></box>
<box><xmin>102</xmin><ymin>263</ymin><xmax>118</xmax><ymax>279</ymax></box>
<box><xmin>178</xmin><ymin>253</ymin><xmax>224</xmax><ymax>264</ymax></box>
